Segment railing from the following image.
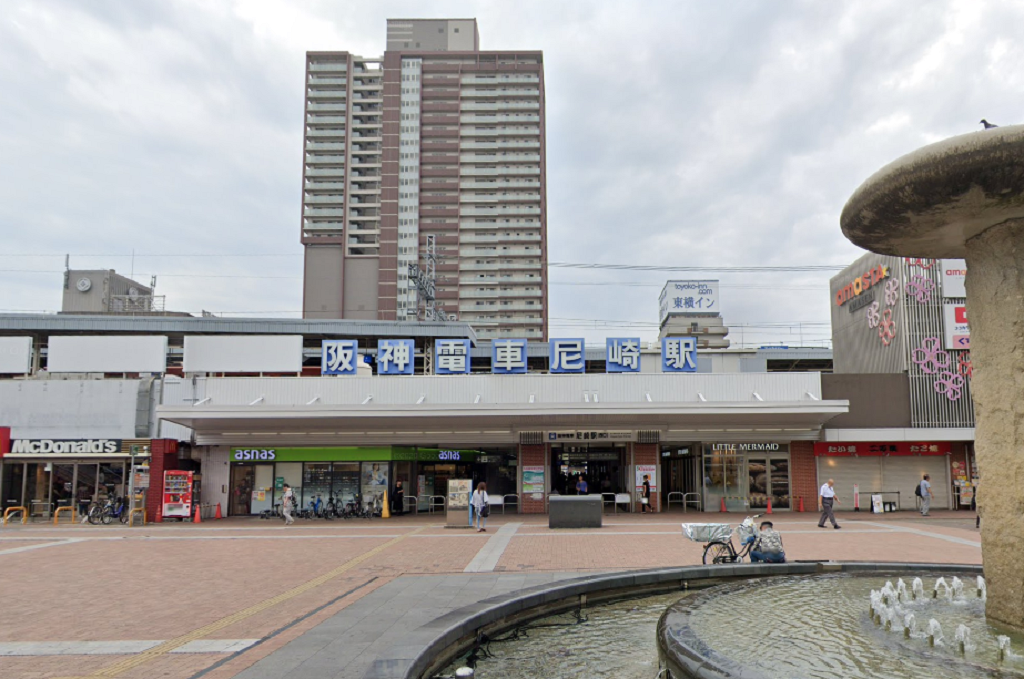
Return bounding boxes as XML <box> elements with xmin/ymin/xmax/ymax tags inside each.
<box><xmin>403</xmin><ymin>496</ymin><xmax>419</xmax><ymax>514</ymax></box>
<box><xmin>667</xmin><ymin>492</ymin><xmax>702</xmax><ymax>513</ymax></box>
<box><xmin>503</xmin><ymin>494</ymin><xmax>519</xmax><ymax>514</ymax></box>
<box><xmin>3</xmin><ymin>506</ymin><xmax>27</xmax><ymax>525</ymax></box>
<box><xmin>53</xmin><ymin>506</ymin><xmax>75</xmax><ymax>525</ymax></box>
<box><xmin>428</xmin><ymin>496</ymin><xmax>446</xmax><ymax>513</ymax></box>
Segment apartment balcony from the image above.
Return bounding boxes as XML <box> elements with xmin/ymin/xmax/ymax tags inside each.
<box><xmin>460</xmin><ymin>274</ymin><xmax>541</xmax><ymax>284</ymax></box>
<box><xmin>460</xmin><ymin>142</ymin><xmax>541</xmax><ymax>153</ymax></box>
<box><xmin>303</xmin><ymin>221</ymin><xmax>345</xmax><ymax>232</ymax></box>
<box><xmin>460</xmin><ymin>127</ymin><xmax>541</xmax><ymax>137</ymax></box>
<box><xmin>304</xmin><ymin>168</ymin><xmax>346</xmax><ymax>178</ymax></box>
<box><xmin>461</xmin><ymin>88</ymin><xmax>541</xmax><ymax>98</ymax></box>
<box><xmin>304</xmin><ymin>207</ymin><xmax>346</xmax><ymax>217</ymax></box>
<box><xmin>304</xmin><ymin>182</ymin><xmax>346</xmax><ymax>192</ymax></box>
<box><xmin>459</xmin><ymin>289</ymin><xmax>543</xmax><ymax>299</ymax></box>
<box><xmin>349</xmin><ymin>198</ymin><xmax>380</xmax><ymax>207</ymax></box>
<box><xmin>422</xmin><ymin>167</ymin><xmax>460</xmax><ymax>178</ymax></box>
<box><xmin>461</xmin><ymin>261</ymin><xmax>542</xmax><ymax>271</ymax></box>
<box><xmin>306</xmin><ymin>141</ymin><xmax>347</xmax><ymax>151</ymax></box>
<box><xmin>347</xmin><ymin>223</ymin><xmax>381</xmax><ymax>234</ymax></box>
<box><xmin>461</xmin><ymin>101</ymin><xmax>540</xmax><ymax>111</ymax></box>
<box><xmin>307</xmin><ymin>115</ymin><xmax>348</xmax><ymax>125</ymax></box>
<box><xmin>460</xmin><ymin>153</ymin><xmax>541</xmax><ymax>163</ymax></box>
<box><xmin>423</xmin><ymin>102</ymin><xmax>460</xmax><ymax>113</ymax></box>
<box><xmin>350</xmin><ymin>185</ymin><xmax>381</xmax><ymax>194</ymax></box>
<box><xmin>303</xmin><ymin>194</ymin><xmax>345</xmax><ymax>205</ymax></box>
<box><xmin>421</xmin><ymin>128</ymin><xmax>460</xmax><ymax>139</ymax></box>
<box><xmin>460</xmin><ymin>301</ymin><xmax>542</xmax><ymax>312</ymax></box>
<box><xmin>461</xmin><ymin>74</ymin><xmax>540</xmax><ymax>84</ymax></box>
<box><xmin>460</xmin><ymin>114</ymin><xmax>541</xmax><ymax>124</ymax></box>
<box><xmin>307</xmin><ymin>102</ymin><xmax>348</xmax><ymax>112</ymax></box>
<box><xmin>460</xmin><ymin>205</ymin><xmax>541</xmax><ymax>217</ymax></box>
<box><xmin>459</xmin><ymin>180</ymin><xmax>540</xmax><ymax>190</ymax></box>
<box><xmin>309</xmin><ymin>62</ymin><xmax>348</xmax><ymax>73</ymax></box>
<box><xmin>353</xmin><ymin>82</ymin><xmax>382</xmax><ymax>90</ymax></box>
<box><xmin>307</xmin><ymin>89</ymin><xmax>347</xmax><ymax>100</ymax></box>
<box><xmin>306</xmin><ymin>128</ymin><xmax>346</xmax><ymax>138</ymax></box>
<box><xmin>308</xmin><ymin>76</ymin><xmax>348</xmax><ymax>85</ymax></box>
<box><xmin>352</xmin><ymin>93</ymin><xmax>383</xmax><ymax>103</ymax></box>
<box><xmin>349</xmin><ymin>209</ymin><xmax>381</xmax><ymax>219</ymax></box>
<box><xmin>460</xmin><ymin>193</ymin><xmax>541</xmax><ymax>203</ymax></box>
<box><xmin>460</xmin><ymin>246</ymin><xmax>541</xmax><ymax>257</ymax></box>
<box><xmin>305</xmin><ymin>154</ymin><xmax>346</xmax><ymax>165</ymax></box>
<box><xmin>459</xmin><ymin>232</ymin><xmax>542</xmax><ymax>243</ymax></box>
<box><xmin>460</xmin><ymin>166</ymin><xmax>541</xmax><ymax>176</ymax></box>
<box><xmin>350</xmin><ymin>160</ymin><xmax>382</xmax><ymax>169</ymax></box>
<box><xmin>351</xmin><ymin>133</ymin><xmax>381</xmax><ymax>142</ymax></box>
<box><xmin>422</xmin><ymin>88</ymin><xmax>460</xmax><ymax>100</ymax></box>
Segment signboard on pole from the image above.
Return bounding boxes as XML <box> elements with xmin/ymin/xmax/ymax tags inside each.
<box><xmin>943</xmin><ymin>304</ymin><xmax>970</xmax><ymax>350</ymax></box>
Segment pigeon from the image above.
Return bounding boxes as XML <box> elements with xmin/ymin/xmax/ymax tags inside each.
<box><xmin>980</xmin><ymin>119</ymin><xmax>999</xmax><ymax>129</ymax></box>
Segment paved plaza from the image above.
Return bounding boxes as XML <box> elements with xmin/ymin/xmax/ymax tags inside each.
<box><xmin>0</xmin><ymin>510</ymin><xmax>980</xmax><ymax>679</ymax></box>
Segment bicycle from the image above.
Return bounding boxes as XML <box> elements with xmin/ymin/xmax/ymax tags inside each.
<box><xmin>88</xmin><ymin>496</ymin><xmax>130</xmax><ymax>525</ymax></box>
<box><xmin>259</xmin><ymin>503</ymin><xmax>281</xmax><ymax>520</ymax></box>
<box><xmin>682</xmin><ymin>514</ymin><xmax>761</xmax><ymax>564</ymax></box>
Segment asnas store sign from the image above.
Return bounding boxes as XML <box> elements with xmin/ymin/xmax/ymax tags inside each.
<box><xmin>835</xmin><ymin>265</ymin><xmax>889</xmax><ymax>307</ymax></box>
<box><xmin>233</xmin><ymin>449</ymin><xmax>277</xmax><ymax>461</ymax></box>
<box><xmin>9</xmin><ymin>439</ymin><xmax>122</xmax><ymax>455</ymax></box>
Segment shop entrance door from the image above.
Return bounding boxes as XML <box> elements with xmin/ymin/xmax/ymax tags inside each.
<box><xmin>230</xmin><ymin>465</ymin><xmax>254</xmax><ymax>516</ymax></box>
<box><xmin>747</xmin><ymin>457</ymin><xmax>791</xmax><ymax>510</ymax></box>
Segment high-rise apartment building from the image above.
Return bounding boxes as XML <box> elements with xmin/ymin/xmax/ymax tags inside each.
<box><xmin>300</xmin><ymin>18</ymin><xmax>548</xmax><ymax>340</ymax></box>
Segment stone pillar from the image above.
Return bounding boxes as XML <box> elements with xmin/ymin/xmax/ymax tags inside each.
<box><xmin>789</xmin><ymin>442</ymin><xmax>818</xmax><ymax>512</ymax></box>
<box><xmin>518</xmin><ymin>443</ymin><xmax>548</xmax><ymax>514</ymax></box>
<box><xmin>965</xmin><ymin>218</ymin><xmax>1024</xmax><ymax>629</ymax></box>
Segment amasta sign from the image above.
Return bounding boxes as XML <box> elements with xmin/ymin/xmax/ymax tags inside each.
<box><xmin>834</xmin><ymin>265</ymin><xmax>890</xmax><ymax>307</ymax></box>
<box><xmin>8</xmin><ymin>439</ymin><xmax>123</xmax><ymax>456</ymax></box>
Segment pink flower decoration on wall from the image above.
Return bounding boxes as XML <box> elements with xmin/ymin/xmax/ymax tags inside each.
<box><xmin>878</xmin><ymin>308</ymin><xmax>896</xmax><ymax>346</ymax></box>
<box><xmin>884</xmin><ymin>278</ymin><xmax>900</xmax><ymax>307</ymax></box>
<box><xmin>912</xmin><ymin>337</ymin><xmax>951</xmax><ymax>374</ymax></box>
<box><xmin>905</xmin><ymin>275</ymin><xmax>936</xmax><ymax>303</ymax></box>
<box><xmin>866</xmin><ymin>302</ymin><xmax>880</xmax><ymax>328</ymax></box>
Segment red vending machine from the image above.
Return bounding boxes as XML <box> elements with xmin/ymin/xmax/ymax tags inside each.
<box><xmin>163</xmin><ymin>470</ymin><xmax>194</xmax><ymax>520</ymax></box>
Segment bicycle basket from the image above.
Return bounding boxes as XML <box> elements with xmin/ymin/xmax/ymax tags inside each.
<box><xmin>736</xmin><ymin>523</ymin><xmax>757</xmax><ymax>542</ymax></box>
<box><xmin>681</xmin><ymin>523</ymin><xmax>732</xmax><ymax>543</ymax></box>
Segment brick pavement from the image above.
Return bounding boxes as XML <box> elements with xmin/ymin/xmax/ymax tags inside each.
<box><xmin>0</xmin><ymin>509</ymin><xmax>981</xmax><ymax>678</ymax></box>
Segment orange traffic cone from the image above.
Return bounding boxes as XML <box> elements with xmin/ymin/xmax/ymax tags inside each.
<box><xmin>766</xmin><ymin>497</ymin><xmax>773</xmax><ymax>514</ymax></box>
<box><xmin>798</xmin><ymin>496</ymin><xmax>805</xmax><ymax>513</ymax></box>
<box><xmin>720</xmin><ymin>496</ymin><xmax>727</xmax><ymax>513</ymax></box>
<box><xmin>193</xmin><ymin>505</ymin><xmax>202</xmax><ymax>523</ymax></box>
<box><xmin>215</xmin><ymin>503</ymin><xmax>223</xmax><ymax>520</ymax></box>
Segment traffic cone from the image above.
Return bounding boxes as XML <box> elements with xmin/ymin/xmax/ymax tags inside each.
<box><xmin>720</xmin><ymin>496</ymin><xmax>727</xmax><ymax>513</ymax></box>
<box><xmin>382</xmin><ymin>491</ymin><xmax>391</xmax><ymax>519</ymax></box>
<box><xmin>766</xmin><ymin>497</ymin><xmax>773</xmax><ymax>514</ymax></box>
<box><xmin>193</xmin><ymin>505</ymin><xmax>201</xmax><ymax>524</ymax></box>
<box><xmin>798</xmin><ymin>496</ymin><xmax>805</xmax><ymax>513</ymax></box>
<box><xmin>215</xmin><ymin>503</ymin><xmax>223</xmax><ymax>520</ymax></box>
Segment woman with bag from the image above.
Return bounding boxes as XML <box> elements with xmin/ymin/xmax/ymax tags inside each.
<box><xmin>641</xmin><ymin>474</ymin><xmax>653</xmax><ymax>513</ymax></box>
<box><xmin>471</xmin><ymin>482</ymin><xmax>489</xmax><ymax>532</ymax></box>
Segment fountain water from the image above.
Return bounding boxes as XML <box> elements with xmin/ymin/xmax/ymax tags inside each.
<box><xmin>928</xmin><ymin>619</ymin><xmax>944</xmax><ymax>647</ymax></box>
<box><xmin>978</xmin><ymin>576</ymin><xmax>987</xmax><ymax>601</ymax></box>
<box><xmin>934</xmin><ymin>577</ymin><xmax>952</xmax><ymax>600</ymax></box>
<box><xmin>904</xmin><ymin>613</ymin><xmax>917</xmax><ymax>639</ymax></box>
<box><xmin>954</xmin><ymin>624</ymin><xmax>974</xmax><ymax>655</ymax></box>
<box><xmin>951</xmin><ymin>577</ymin><xmax>965</xmax><ymax>600</ymax></box>
<box><xmin>913</xmin><ymin>577</ymin><xmax>925</xmax><ymax>600</ymax></box>
<box><xmin>897</xmin><ymin>578</ymin><xmax>909</xmax><ymax>603</ymax></box>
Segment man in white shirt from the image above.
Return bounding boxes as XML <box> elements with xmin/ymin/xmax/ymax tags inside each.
<box><xmin>919</xmin><ymin>475</ymin><xmax>933</xmax><ymax>516</ymax></box>
<box><xmin>818</xmin><ymin>479</ymin><xmax>841</xmax><ymax>529</ymax></box>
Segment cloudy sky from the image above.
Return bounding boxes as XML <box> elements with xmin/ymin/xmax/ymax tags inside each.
<box><xmin>2</xmin><ymin>0</ymin><xmax>1021</xmax><ymax>347</ymax></box>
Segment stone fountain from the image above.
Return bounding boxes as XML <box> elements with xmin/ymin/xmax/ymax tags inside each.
<box><xmin>840</xmin><ymin>124</ymin><xmax>1024</xmax><ymax>630</ymax></box>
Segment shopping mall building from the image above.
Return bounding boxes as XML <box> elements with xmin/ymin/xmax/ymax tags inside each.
<box><xmin>0</xmin><ymin>266</ymin><xmax>977</xmax><ymax>519</ymax></box>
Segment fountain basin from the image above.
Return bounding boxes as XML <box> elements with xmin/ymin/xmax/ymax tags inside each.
<box><xmin>364</xmin><ymin>563</ymin><xmax>982</xmax><ymax>679</ymax></box>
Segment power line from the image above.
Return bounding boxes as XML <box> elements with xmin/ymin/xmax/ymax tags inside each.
<box><xmin>549</xmin><ymin>262</ymin><xmax>844</xmax><ymax>273</ymax></box>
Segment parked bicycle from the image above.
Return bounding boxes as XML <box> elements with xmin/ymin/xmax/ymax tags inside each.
<box><xmin>88</xmin><ymin>496</ymin><xmax>130</xmax><ymax>525</ymax></box>
<box><xmin>682</xmin><ymin>514</ymin><xmax>761</xmax><ymax>564</ymax></box>
<box><xmin>259</xmin><ymin>503</ymin><xmax>281</xmax><ymax>520</ymax></box>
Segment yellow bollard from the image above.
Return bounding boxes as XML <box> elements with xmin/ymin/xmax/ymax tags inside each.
<box><xmin>382</xmin><ymin>490</ymin><xmax>391</xmax><ymax>519</ymax></box>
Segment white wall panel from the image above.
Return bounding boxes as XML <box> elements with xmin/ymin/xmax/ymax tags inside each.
<box><xmin>190</xmin><ymin>373</ymin><xmax>824</xmax><ymax>407</ymax></box>
<box><xmin>0</xmin><ymin>337</ymin><xmax>32</xmax><ymax>374</ymax></box>
<box><xmin>183</xmin><ymin>336</ymin><xmax>303</xmax><ymax>374</ymax></box>
<box><xmin>48</xmin><ymin>336</ymin><xmax>167</xmax><ymax>373</ymax></box>
<box><xmin>0</xmin><ymin>379</ymin><xmax>141</xmax><ymax>439</ymax></box>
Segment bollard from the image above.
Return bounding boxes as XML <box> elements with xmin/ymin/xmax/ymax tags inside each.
<box><xmin>193</xmin><ymin>505</ymin><xmax>202</xmax><ymax>524</ymax></box>
<box><xmin>797</xmin><ymin>496</ymin><xmax>804</xmax><ymax>512</ymax></box>
<box><xmin>766</xmin><ymin>497</ymin><xmax>772</xmax><ymax>514</ymax></box>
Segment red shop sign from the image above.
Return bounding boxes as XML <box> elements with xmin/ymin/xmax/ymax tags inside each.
<box><xmin>813</xmin><ymin>442</ymin><xmax>951</xmax><ymax>457</ymax></box>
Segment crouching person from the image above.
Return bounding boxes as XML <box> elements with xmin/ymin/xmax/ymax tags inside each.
<box><xmin>746</xmin><ymin>520</ymin><xmax>786</xmax><ymax>563</ymax></box>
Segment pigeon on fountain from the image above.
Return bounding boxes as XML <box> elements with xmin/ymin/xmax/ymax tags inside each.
<box><xmin>980</xmin><ymin>119</ymin><xmax>999</xmax><ymax>129</ymax></box>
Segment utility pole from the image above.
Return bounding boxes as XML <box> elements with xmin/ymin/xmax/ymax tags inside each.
<box><xmin>407</xmin><ymin>234</ymin><xmax>450</xmax><ymax>322</ymax></box>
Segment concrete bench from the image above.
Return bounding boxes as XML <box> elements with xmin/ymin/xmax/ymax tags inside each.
<box><xmin>549</xmin><ymin>495</ymin><xmax>603</xmax><ymax>529</ymax></box>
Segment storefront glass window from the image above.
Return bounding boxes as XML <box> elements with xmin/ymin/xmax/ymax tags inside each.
<box><xmin>76</xmin><ymin>464</ymin><xmax>97</xmax><ymax>514</ymax></box>
<box><xmin>332</xmin><ymin>463</ymin><xmax>360</xmax><ymax>508</ymax></box>
<box><xmin>99</xmin><ymin>463</ymin><xmax>125</xmax><ymax>499</ymax></box>
<box><xmin>303</xmin><ymin>463</ymin><xmax>332</xmax><ymax>509</ymax></box>
<box><xmin>2</xmin><ymin>462</ymin><xmax>25</xmax><ymax>510</ymax></box>
<box><xmin>703</xmin><ymin>452</ymin><xmax>741</xmax><ymax>511</ymax></box>
<box><xmin>361</xmin><ymin>462</ymin><xmax>388</xmax><ymax>509</ymax></box>
<box><xmin>52</xmin><ymin>464</ymin><xmax>75</xmax><ymax>508</ymax></box>
<box><xmin>275</xmin><ymin>462</ymin><xmax>303</xmax><ymax>508</ymax></box>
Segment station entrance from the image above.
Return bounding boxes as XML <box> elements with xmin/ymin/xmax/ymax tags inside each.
<box><xmin>551</xmin><ymin>444</ymin><xmax>627</xmax><ymax>496</ymax></box>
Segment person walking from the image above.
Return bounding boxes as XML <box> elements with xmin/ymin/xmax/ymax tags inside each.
<box><xmin>575</xmin><ymin>475</ymin><xmax>588</xmax><ymax>495</ymax></box>
<box><xmin>818</xmin><ymin>478</ymin><xmax>841</xmax><ymax>529</ymax></box>
<box><xmin>919</xmin><ymin>474</ymin><xmax>934</xmax><ymax>516</ymax></box>
<box><xmin>641</xmin><ymin>474</ymin><xmax>653</xmax><ymax>513</ymax></box>
<box><xmin>471</xmin><ymin>482</ymin><xmax>489</xmax><ymax>532</ymax></box>
<box><xmin>282</xmin><ymin>483</ymin><xmax>295</xmax><ymax>526</ymax></box>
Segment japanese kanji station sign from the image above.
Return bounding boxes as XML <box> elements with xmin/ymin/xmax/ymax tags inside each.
<box><xmin>319</xmin><ymin>337</ymin><xmax>699</xmax><ymax>375</ymax></box>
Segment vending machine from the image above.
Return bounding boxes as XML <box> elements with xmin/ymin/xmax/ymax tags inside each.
<box><xmin>163</xmin><ymin>470</ymin><xmax>194</xmax><ymax>520</ymax></box>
